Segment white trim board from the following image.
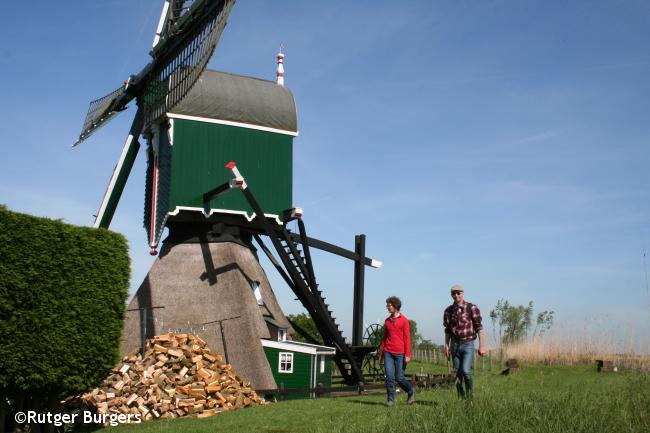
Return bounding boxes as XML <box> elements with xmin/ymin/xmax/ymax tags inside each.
<box><xmin>168</xmin><ymin>206</ymin><xmax>283</xmax><ymax>225</ymax></box>
<box><xmin>261</xmin><ymin>339</ymin><xmax>336</xmax><ymax>356</ymax></box>
<box><xmin>167</xmin><ymin>113</ymin><xmax>299</xmax><ymax>137</ymax></box>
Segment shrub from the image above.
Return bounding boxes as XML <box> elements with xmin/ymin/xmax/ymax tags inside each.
<box><xmin>0</xmin><ymin>205</ymin><xmax>130</xmax><ymax>429</ymax></box>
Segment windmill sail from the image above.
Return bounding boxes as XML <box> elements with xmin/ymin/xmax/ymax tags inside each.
<box><xmin>74</xmin><ymin>86</ymin><xmax>128</xmax><ymax>146</ymax></box>
<box><xmin>142</xmin><ymin>0</ymin><xmax>234</xmax><ymax>126</ymax></box>
<box><xmin>74</xmin><ymin>0</ymin><xmax>235</xmax><ymax>146</ymax></box>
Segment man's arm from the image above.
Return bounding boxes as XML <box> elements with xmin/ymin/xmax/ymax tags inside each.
<box><xmin>443</xmin><ymin>308</ymin><xmax>452</xmax><ymax>359</ymax></box>
<box><xmin>477</xmin><ymin>328</ymin><xmax>486</xmax><ymax>356</ymax></box>
<box><xmin>444</xmin><ymin>332</ymin><xmax>451</xmax><ymax>359</ymax></box>
<box><xmin>472</xmin><ymin>304</ymin><xmax>487</xmax><ymax>356</ymax></box>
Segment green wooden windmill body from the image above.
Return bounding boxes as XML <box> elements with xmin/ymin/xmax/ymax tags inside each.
<box><xmin>144</xmin><ymin>70</ymin><xmax>298</xmax><ymax>247</ymax></box>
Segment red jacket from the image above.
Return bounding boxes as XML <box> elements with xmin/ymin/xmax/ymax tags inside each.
<box><xmin>379</xmin><ymin>313</ymin><xmax>411</xmax><ymax>358</ymax></box>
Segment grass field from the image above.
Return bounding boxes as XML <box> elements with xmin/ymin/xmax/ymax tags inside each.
<box><xmin>100</xmin><ymin>363</ymin><xmax>649</xmax><ymax>433</ymax></box>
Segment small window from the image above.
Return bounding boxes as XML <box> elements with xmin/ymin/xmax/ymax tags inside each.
<box><xmin>252</xmin><ymin>281</ymin><xmax>264</xmax><ymax>305</ymax></box>
<box><xmin>278</xmin><ymin>328</ymin><xmax>287</xmax><ymax>341</ymax></box>
<box><xmin>320</xmin><ymin>357</ymin><xmax>325</xmax><ymax>374</ymax></box>
<box><xmin>279</xmin><ymin>352</ymin><xmax>293</xmax><ymax>373</ymax></box>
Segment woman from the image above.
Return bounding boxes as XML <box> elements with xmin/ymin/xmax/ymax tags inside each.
<box><xmin>379</xmin><ymin>296</ymin><xmax>415</xmax><ymax>406</ymax></box>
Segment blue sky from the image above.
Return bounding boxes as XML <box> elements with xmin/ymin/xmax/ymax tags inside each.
<box><xmin>1</xmin><ymin>1</ymin><xmax>649</xmax><ymax>349</ymax></box>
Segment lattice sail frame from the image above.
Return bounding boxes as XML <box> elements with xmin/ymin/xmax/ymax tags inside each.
<box><xmin>142</xmin><ymin>0</ymin><xmax>234</xmax><ymax>127</ymax></box>
<box><xmin>74</xmin><ymin>0</ymin><xmax>234</xmax><ymax>146</ymax></box>
<box><xmin>75</xmin><ymin>86</ymin><xmax>126</xmax><ymax>146</ymax></box>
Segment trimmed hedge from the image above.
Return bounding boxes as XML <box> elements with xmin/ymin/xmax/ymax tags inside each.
<box><xmin>0</xmin><ymin>205</ymin><xmax>130</xmax><ymax>405</ymax></box>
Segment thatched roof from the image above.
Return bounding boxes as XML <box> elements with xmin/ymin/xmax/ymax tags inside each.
<box><xmin>121</xmin><ymin>241</ymin><xmax>294</xmax><ymax>390</ymax></box>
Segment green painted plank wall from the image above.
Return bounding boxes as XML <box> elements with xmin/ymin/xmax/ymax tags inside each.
<box><xmin>170</xmin><ymin>119</ymin><xmax>293</xmax><ymax>217</ymax></box>
<box><xmin>315</xmin><ymin>354</ymin><xmax>333</xmax><ymax>390</ymax></box>
<box><xmin>263</xmin><ymin>347</ymin><xmax>312</xmax><ymax>399</ymax></box>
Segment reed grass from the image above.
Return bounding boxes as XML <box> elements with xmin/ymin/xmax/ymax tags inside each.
<box><xmin>499</xmin><ymin>332</ymin><xmax>650</xmax><ymax>372</ymax></box>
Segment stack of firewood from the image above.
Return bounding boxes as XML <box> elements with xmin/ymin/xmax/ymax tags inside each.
<box><xmin>80</xmin><ymin>333</ymin><xmax>267</xmax><ymax>420</ymax></box>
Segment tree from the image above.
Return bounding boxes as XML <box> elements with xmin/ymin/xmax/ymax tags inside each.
<box><xmin>409</xmin><ymin>319</ymin><xmax>423</xmax><ymax>348</ymax></box>
<box><xmin>490</xmin><ymin>299</ymin><xmax>554</xmax><ymax>347</ymax></box>
<box><xmin>416</xmin><ymin>339</ymin><xmax>443</xmax><ymax>351</ymax></box>
<box><xmin>533</xmin><ymin>310</ymin><xmax>555</xmax><ymax>337</ymax></box>
<box><xmin>286</xmin><ymin>313</ymin><xmax>323</xmax><ymax>345</ymax></box>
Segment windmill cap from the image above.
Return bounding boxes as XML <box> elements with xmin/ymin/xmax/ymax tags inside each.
<box><xmin>450</xmin><ymin>284</ymin><xmax>464</xmax><ymax>293</ymax></box>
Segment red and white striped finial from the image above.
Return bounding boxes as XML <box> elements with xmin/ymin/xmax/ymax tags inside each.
<box><xmin>276</xmin><ymin>45</ymin><xmax>285</xmax><ymax>86</ymax></box>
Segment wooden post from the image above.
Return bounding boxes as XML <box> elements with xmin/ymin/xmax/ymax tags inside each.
<box><xmin>352</xmin><ymin>235</ymin><xmax>366</xmax><ymax>347</ymax></box>
<box><xmin>489</xmin><ymin>350</ymin><xmax>493</xmax><ymax>371</ymax></box>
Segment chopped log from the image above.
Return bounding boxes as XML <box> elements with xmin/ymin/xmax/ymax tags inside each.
<box><xmin>197</xmin><ymin>408</ymin><xmax>218</xmax><ymax>418</ymax></box>
<box><xmin>206</xmin><ymin>382</ymin><xmax>222</xmax><ymax>393</ymax></box>
<box><xmin>167</xmin><ymin>348</ymin><xmax>183</xmax><ymax>358</ymax></box>
<box><xmin>197</xmin><ymin>368</ymin><xmax>212</xmax><ymax>380</ymax></box>
<box><xmin>188</xmin><ymin>388</ymin><xmax>207</xmax><ymax>398</ymax></box>
<box><xmin>176</xmin><ymin>398</ymin><xmax>196</xmax><ymax>408</ymax></box>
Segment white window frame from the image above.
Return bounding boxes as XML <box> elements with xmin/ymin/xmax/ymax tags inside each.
<box><xmin>279</xmin><ymin>352</ymin><xmax>293</xmax><ymax>373</ymax></box>
<box><xmin>252</xmin><ymin>281</ymin><xmax>264</xmax><ymax>306</ymax></box>
<box><xmin>278</xmin><ymin>328</ymin><xmax>287</xmax><ymax>342</ymax></box>
<box><xmin>320</xmin><ymin>357</ymin><xmax>325</xmax><ymax>374</ymax></box>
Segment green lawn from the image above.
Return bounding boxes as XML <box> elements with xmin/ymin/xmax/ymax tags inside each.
<box><xmin>102</xmin><ymin>364</ymin><xmax>649</xmax><ymax>433</ymax></box>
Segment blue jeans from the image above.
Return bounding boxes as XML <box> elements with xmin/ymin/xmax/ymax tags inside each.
<box><xmin>451</xmin><ymin>340</ymin><xmax>474</xmax><ymax>399</ymax></box>
<box><xmin>383</xmin><ymin>352</ymin><xmax>413</xmax><ymax>402</ymax></box>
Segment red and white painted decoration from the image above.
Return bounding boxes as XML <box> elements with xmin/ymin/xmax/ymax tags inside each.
<box><xmin>276</xmin><ymin>47</ymin><xmax>285</xmax><ymax>86</ymax></box>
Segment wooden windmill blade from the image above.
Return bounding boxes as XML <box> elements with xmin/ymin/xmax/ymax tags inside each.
<box><xmin>74</xmin><ymin>0</ymin><xmax>236</xmax><ymax>228</ymax></box>
<box><xmin>74</xmin><ymin>0</ymin><xmax>234</xmax><ymax>147</ymax></box>
<box><xmin>141</xmin><ymin>0</ymin><xmax>235</xmax><ymax>126</ymax></box>
<box><xmin>74</xmin><ymin>86</ymin><xmax>129</xmax><ymax>147</ymax></box>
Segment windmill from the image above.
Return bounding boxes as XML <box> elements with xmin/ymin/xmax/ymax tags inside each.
<box><xmin>75</xmin><ymin>0</ymin><xmax>381</xmax><ymax>389</ymax></box>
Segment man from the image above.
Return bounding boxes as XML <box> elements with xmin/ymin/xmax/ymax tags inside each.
<box><xmin>443</xmin><ymin>284</ymin><xmax>486</xmax><ymax>400</ymax></box>
<box><xmin>379</xmin><ymin>296</ymin><xmax>415</xmax><ymax>406</ymax></box>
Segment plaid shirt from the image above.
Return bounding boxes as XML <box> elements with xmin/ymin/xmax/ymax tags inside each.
<box><xmin>443</xmin><ymin>302</ymin><xmax>483</xmax><ymax>344</ymax></box>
